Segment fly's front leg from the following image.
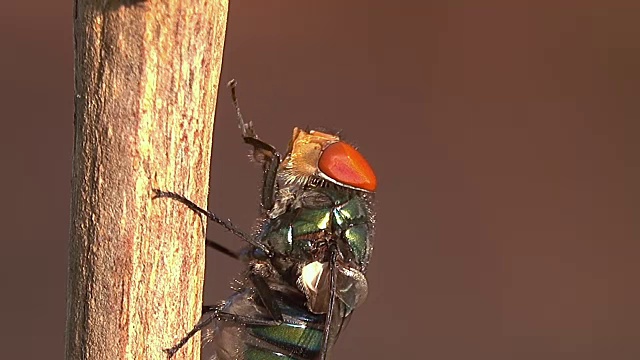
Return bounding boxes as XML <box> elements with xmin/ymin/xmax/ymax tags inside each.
<box><xmin>228</xmin><ymin>80</ymin><xmax>281</xmax><ymax>211</ymax></box>
<box><xmin>152</xmin><ymin>189</ymin><xmax>271</xmax><ymax>255</ymax></box>
<box><xmin>244</xmin><ymin>137</ymin><xmax>281</xmax><ymax>211</ymax></box>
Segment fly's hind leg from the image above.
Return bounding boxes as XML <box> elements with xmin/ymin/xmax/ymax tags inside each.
<box><xmin>164</xmin><ymin>272</ymin><xmax>284</xmax><ymax>358</ymax></box>
<box><xmin>163</xmin><ymin>309</ymin><xmax>217</xmax><ymax>358</ymax></box>
<box><xmin>152</xmin><ymin>189</ymin><xmax>271</xmax><ymax>255</ymax></box>
<box><xmin>163</xmin><ymin>307</ymin><xmax>283</xmax><ymax>358</ymax></box>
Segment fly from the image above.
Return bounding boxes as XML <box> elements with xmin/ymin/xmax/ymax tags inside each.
<box><xmin>153</xmin><ymin>80</ymin><xmax>377</xmax><ymax>360</ymax></box>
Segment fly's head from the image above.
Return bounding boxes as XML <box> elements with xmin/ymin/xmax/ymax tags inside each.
<box><xmin>278</xmin><ymin>128</ymin><xmax>377</xmax><ymax>193</ymax></box>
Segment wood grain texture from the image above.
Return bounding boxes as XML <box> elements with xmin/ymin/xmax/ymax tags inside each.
<box><xmin>67</xmin><ymin>1</ymin><xmax>228</xmax><ymax>359</ymax></box>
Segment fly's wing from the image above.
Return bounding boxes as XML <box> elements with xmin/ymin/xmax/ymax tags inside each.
<box><xmin>332</xmin><ymin>310</ymin><xmax>353</xmax><ymax>347</ymax></box>
<box><xmin>200</xmin><ymin>284</ymin><xmax>273</xmax><ymax>360</ymax></box>
<box><xmin>200</xmin><ymin>295</ymin><xmax>248</xmax><ymax>360</ymax></box>
<box><xmin>203</xmin><ymin>287</ymin><xmax>352</xmax><ymax>360</ymax></box>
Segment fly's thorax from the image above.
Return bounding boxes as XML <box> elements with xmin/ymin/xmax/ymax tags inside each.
<box><xmin>262</xmin><ymin>187</ymin><xmax>374</xmax><ymax>272</ymax></box>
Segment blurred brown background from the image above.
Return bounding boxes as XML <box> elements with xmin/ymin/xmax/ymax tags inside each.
<box><xmin>1</xmin><ymin>1</ymin><xmax>639</xmax><ymax>359</ymax></box>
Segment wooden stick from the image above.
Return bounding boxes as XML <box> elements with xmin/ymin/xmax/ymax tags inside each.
<box><xmin>67</xmin><ymin>1</ymin><xmax>228</xmax><ymax>359</ymax></box>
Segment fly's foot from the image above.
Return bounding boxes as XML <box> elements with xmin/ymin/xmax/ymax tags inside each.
<box><xmin>163</xmin><ymin>346</ymin><xmax>178</xmax><ymax>359</ymax></box>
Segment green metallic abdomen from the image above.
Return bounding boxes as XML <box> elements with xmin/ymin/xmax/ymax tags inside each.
<box><xmin>248</xmin><ymin>323</ymin><xmax>323</xmax><ymax>359</ymax></box>
<box><xmin>212</xmin><ymin>287</ymin><xmax>326</xmax><ymax>360</ymax></box>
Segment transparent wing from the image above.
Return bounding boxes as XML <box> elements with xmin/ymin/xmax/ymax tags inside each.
<box><xmin>202</xmin><ymin>286</ymin><xmax>352</xmax><ymax>360</ymax></box>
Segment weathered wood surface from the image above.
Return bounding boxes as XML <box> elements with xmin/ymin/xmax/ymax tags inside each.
<box><xmin>67</xmin><ymin>1</ymin><xmax>228</xmax><ymax>359</ymax></box>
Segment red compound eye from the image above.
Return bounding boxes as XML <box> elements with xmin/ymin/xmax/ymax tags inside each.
<box><xmin>318</xmin><ymin>142</ymin><xmax>377</xmax><ymax>192</ymax></box>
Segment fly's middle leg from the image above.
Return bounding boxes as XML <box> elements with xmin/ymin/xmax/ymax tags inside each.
<box><xmin>152</xmin><ymin>189</ymin><xmax>271</xmax><ymax>255</ymax></box>
<box><xmin>205</xmin><ymin>238</ymin><xmax>240</xmax><ymax>260</ymax></box>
